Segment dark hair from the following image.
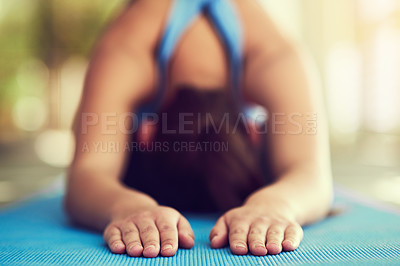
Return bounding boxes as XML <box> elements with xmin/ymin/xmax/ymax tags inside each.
<box><xmin>123</xmin><ymin>85</ymin><xmax>270</xmax><ymax>212</ymax></box>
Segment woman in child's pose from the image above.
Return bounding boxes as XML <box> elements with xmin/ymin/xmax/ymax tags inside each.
<box><xmin>65</xmin><ymin>0</ymin><xmax>333</xmax><ymax>257</ymax></box>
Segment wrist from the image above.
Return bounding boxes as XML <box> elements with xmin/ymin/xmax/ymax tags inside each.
<box><xmin>243</xmin><ymin>191</ymin><xmax>298</xmax><ymax>221</ymax></box>
<box><xmin>110</xmin><ymin>193</ymin><xmax>159</xmax><ymax>221</ymax></box>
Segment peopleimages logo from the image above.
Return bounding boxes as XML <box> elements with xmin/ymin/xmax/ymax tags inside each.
<box><xmin>80</xmin><ymin>112</ymin><xmax>317</xmax><ymax>136</ymax></box>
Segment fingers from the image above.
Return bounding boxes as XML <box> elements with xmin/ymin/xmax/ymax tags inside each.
<box><xmin>265</xmin><ymin>224</ymin><xmax>285</xmax><ymax>255</ymax></box>
<box><xmin>228</xmin><ymin>219</ymin><xmax>250</xmax><ymax>255</ymax></box>
<box><xmin>155</xmin><ymin>216</ymin><xmax>179</xmax><ymax>257</ymax></box>
<box><xmin>209</xmin><ymin>216</ymin><xmax>228</xmax><ymax>249</ymax></box>
<box><xmin>247</xmin><ymin>219</ymin><xmax>268</xmax><ymax>256</ymax></box>
<box><xmin>136</xmin><ymin>218</ymin><xmax>160</xmax><ymax>258</ymax></box>
<box><xmin>282</xmin><ymin>223</ymin><xmax>303</xmax><ymax>252</ymax></box>
<box><xmin>104</xmin><ymin>225</ymin><xmax>125</xmax><ymax>254</ymax></box>
<box><xmin>177</xmin><ymin>216</ymin><xmax>195</xmax><ymax>249</ymax></box>
<box><xmin>105</xmin><ymin>208</ymin><xmax>303</xmax><ymax>258</ymax></box>
<box><xmin>104</xmin><ymin>207</ymin><xmax>193</xmax><ymax>258</ymax></box>
<box><xmin>121</xmin><ymin>222</ymin><xmax>142</xmax><ymax>257</ymax></box>
<box><xmin>211</xmin><ymin>211</ymin><xmax>304</xmax><ymax>256</ymax></box>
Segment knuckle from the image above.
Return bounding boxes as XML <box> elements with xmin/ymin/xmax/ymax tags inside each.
<box><xmin>140</xmin><ymin>225</ymin><xmax>155</xmax><ymax>234</ymax></box>
<box><xmin>230</xmin><ymin>227</ymin><xmax>246</xmax><ymax>235</ymax></box>
<box><xmin>124</xmin><ymin>229</ymin><xmax>139</xmax><ymax>237</ymax></box>
<box><xmin>249</xmin><ymin>227</ymin><xmax>262</xmax><ymax>235</ymax></box>
<box><xmin>268</xmin><ymin>229</ymin><xmax>281</xmax><ymax>236</ymax></box>
<box><xmin>122</xmin><ymin>225</ymin><xmax>138</xmax><ymax>234</ymax></box>
<box><xmin>159</xmin><ymin>224</ymin><xmax>175</xmax><ymax>233</ymax></box>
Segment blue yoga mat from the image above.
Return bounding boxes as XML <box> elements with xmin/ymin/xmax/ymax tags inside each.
<box><xmin>0</xmin><ymin>186</ymin><xmax>399</xmax><ymax>265</ymax></box>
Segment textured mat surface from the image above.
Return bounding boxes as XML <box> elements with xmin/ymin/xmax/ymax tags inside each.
<box><xmin>0</xmin><ymin>188</ymin><xmax>399</xmax><ymax>265</ymax></box>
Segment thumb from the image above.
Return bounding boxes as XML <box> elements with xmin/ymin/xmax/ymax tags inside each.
<box><xmin>177</xmin><ymin>215</ymin><xmax>195</xmax><ymax>249</ymax></box>
<box><xmin>209</xmin><ymin>216</ymin><xmax>228</xmax><ymax>248</ymax></box>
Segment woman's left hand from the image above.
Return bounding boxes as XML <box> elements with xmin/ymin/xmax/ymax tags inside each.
<box><xmin>209</xmin><ymin>202</ymin><xmax>303</xmax><ymax>256</ymax></box>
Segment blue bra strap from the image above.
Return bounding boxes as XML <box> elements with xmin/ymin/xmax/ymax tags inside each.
<box><xmin>206</xmin><ymin>0</ymin><xmax>243</xmax><ymax>95</ymax></box>
<box><xmin>140</xmin><ymin>0</ymin><xmax>243</xmax><ymax>116</ymax></box>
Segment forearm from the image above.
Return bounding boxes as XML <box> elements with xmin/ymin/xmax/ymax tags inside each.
<box><xmin>245</xmin><ymin>163</ymin><xmax>333</xmax><ymax>225</ymax></box>
<box><xmin>64</xmin><ymin>167</ymin><xmax>158</xmax><ymax>231</ymax></box>
<box><xmin>245</xmin><ymin>42</ymin><xmax>333</xmax><ymax>225</ymax></box>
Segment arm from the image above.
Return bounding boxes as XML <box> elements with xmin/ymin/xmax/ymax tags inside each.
<box><xmin>65</xmin><ymin>0</ymin><xmax>194</xmax><ymax>257</ymax></box>
<box><xmin>65</xmin><ymin>33</ymin><xmax>157</xmax><ymax>232</ymax></box>
<box><xmin>210</xmin><ymin>1</ymin><xmax>333</xmax><ymax>256</ymax></box>
<box><xmin>244</xmin><ymin>43</ymin><xmax>333</xmax><ymax>225</ymax></box>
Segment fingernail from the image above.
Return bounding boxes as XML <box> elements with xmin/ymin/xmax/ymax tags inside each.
<box><xmin>283</xmin><ymin>240</ymin><xmax>293</xmax><ymax>247</ymax></box>
<box><xmin>162</xmin><ymin>244</ymin><xmax>173</xmax><ymax>251</ymax></box>
<box><xmin>128</xmin><ymin>245</ymin><xmax>141</xmax><ymax>252</ymax></box>
<box><xmin>235</xmin><ymin>243</ymin><xmax>246</xmax><ymax>249</ymax></box>
<box><xmin>211</xmin><ymin>234</ymin><xmax>218</xmax><ymax>240</ymax></box>
<box><xmin>255</xmin><ymin>244</ymin><xmax>265</xmax><ymax>249</ymax></box>
<box><xmin>144</xmin><ymin>245</ymin><xmax>156</xmax><ymax>251</ymax></box>
<box><xmin>113</xmin><ymin>243</ymin><xmax>122</xmax><ymax>249</ymax></box>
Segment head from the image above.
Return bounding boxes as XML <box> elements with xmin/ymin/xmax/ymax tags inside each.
<box><xmin>135</xmin><ymin>85</ymin><xmax>267</xmax><ymax>211</ymax></box>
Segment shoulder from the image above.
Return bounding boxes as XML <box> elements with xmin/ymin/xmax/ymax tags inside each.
<box><xmin>98</xmin><ymin>0</ymin><xmax>173</xmax><ymax>52</ymax></box>
<box><xmin>233</xmin><ymin>0</ymin><xmax>292</xmax><ymax>56</ymax></box>
<box><xmin>83</xmin><ymin>0</ymin><xmax>176</xmax><ymax>107</ymax></box>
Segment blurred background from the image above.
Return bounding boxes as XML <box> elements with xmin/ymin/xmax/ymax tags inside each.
<box><xmin>0</xmin><ymin>0</ymin><xmax>399</xmax><ymax>207</ymax></box>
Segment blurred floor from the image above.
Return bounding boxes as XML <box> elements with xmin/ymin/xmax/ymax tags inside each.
<box><xmin>0</xmin><ymin>139</ymin><xmax>64</xmax><ymax>207</ymax></box>
<box><xmin>0</xmin><ymin>132</ymin><xmax>399</xmax><ymax>209</ymax></box>
<box><xmin>331</xmin><ymin>132</ymin><xmax>400</xmax><ymax>208</ymax></box>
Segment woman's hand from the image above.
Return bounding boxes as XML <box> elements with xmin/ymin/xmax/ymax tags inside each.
<box><xmin>209</xmin><ymin>202</ymin><xmax>303</xmax><ymax>256</ymax></box>
<box><xmin>103</xmin><ymin>206</ymin><xmax>195</xmax><ymax>257</ymax></box>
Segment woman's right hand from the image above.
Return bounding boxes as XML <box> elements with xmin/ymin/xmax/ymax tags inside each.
<box><xmin>103</xmin><ymin>206</ymin><xmax>195</xmax><ymax>257</ymax></box>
